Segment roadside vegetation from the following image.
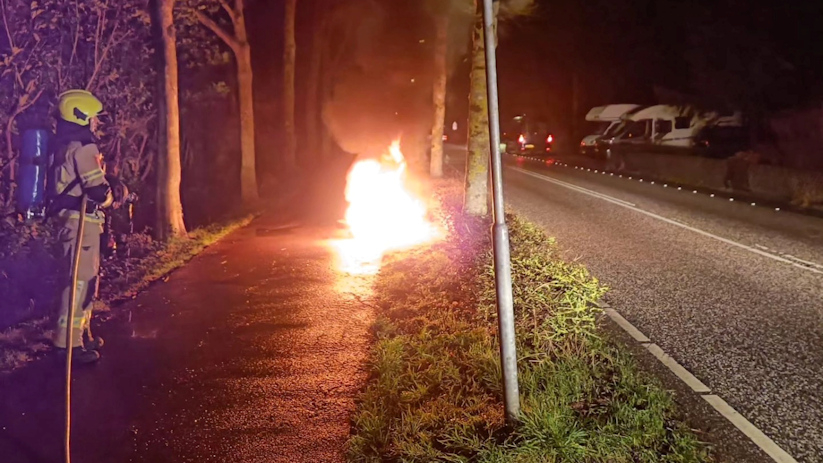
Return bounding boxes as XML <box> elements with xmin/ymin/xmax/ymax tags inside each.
<box><xmin>347</xmin><ymin>183</ymin><xmax>709</xmax><ymax>462</ymax></box>
<box><xmin>0</xmin><ymin>214</ymin><xmax>253</xmax><ymax>372</ymax></box>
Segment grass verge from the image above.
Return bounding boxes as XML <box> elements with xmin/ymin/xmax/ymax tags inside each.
<box><xmin>0</xmin><ymin>214</ymin><xmax>254</xmax><ymax>372</ymax></box>
<box><xmin>347</xmin><ymin>186</ymin><xmax>710</xmax><ymax>462</ymax></box>
<box><xmin>98</xmin><ymin>214</ymin><xmax>255</xmax><ymax>303</ymax></box>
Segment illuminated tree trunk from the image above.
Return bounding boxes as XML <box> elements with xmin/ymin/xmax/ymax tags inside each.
<box><xmin>429</xmin><ymin>15</ymin><xmax>448</xmax><ymax>178</ymax></box>
<box><xmin>157</xmin><ymin>0</ymin><xmax>187</xmax><ymax>238</ymax></box>
<box><xmin>283</xmin><ymin>0</ymin><xmax>297</xmax><ymax>169</ymax></box>
<box><xmin>304</xmin><ymin>7</ymin><xmax>325</xmax><ymax>165</ymax></box>
<box><xmin>194</xmin><ymin>0</ymin><xmax>259</xmax><ymax>205</ymax></box>
<box><xmin>236</xmin><ymin>43</ymin><xmax>259</xmax><ymax>204</ymax></box>
<box><xmin>463</xmin><ymin>8</ymin><xmax>490</xmax><ymax>216</ymax></box>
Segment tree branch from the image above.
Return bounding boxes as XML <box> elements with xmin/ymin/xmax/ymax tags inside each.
<box><xmin>218</xmin><ymin>0</ymin><xmax>237</xmax><ymax>24</ymax></box>
<box><xmin>0</xmin><ymin>0</ymin><xmax>15</xmax><ymax>51</ymax></box>
<box><xmin>195</xmin><ymin>10</ymin><xmax>239</xmax><ymax>54</ymax></box>
<box><xmin>87</xmin><ymin>29</ymin><xmax>131</xmax><ymax>91</ymax></box>
<box><xmin>87</xmin><ymin>4</ymin><xmax>128</xmax><ymax>91</ymax></box>
<box><xmin>67</xmin><ymin>0</ymin><xmax>81</xmax><ymax>76</ymax></box>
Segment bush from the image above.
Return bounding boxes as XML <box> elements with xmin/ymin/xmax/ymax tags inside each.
<box><xmin>0</xmin><ymin>217</ymin><xmax>61</xmax><ymax>329</ymax></box>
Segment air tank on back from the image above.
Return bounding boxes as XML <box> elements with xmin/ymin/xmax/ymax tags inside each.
<box><xmin>15</xmin><ymin>128</ymin><xmax>50</xmax><ymax>220</ymax></box>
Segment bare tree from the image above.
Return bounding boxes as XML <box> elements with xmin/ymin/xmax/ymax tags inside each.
<box><xmin>283</xmin><ymin>0</ymin><xmax>297</xmax><ymax>169</ymax></box>
<box><xmin>157</xmin><ymin>0</ymin><xmax>187</xmax><ymax>237</ymax></box>
<box><xmin>303</xmin><ymin>0</ymin><xmax>325</xmax><ymax>165</ymax></box>
<box><xmin>463</xmin><ymin>0</ymin><xmax>533</xmax><ymax>216</ymax></box>
<box><xmin>190</xmin><ymin>0</ymin><xmax>259</xmax><ymax>205</ymax></box>
<box><xmin>429</xmin><ymin>15</ymin><xmax>448</xmax><ymax>178</ymax></box>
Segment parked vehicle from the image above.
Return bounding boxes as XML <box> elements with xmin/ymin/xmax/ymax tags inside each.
<box><xmin>579</xmin><ymin>104</ymin><xmax>641</xmax><ymax>155</ymax></box>
<box><xmin>502</xmin><ymin>115</ymin><xmax>555</xmax><ymax>156</ymax></box>
<box><xmin>693</xmin><ymin>125</ymin><xmax>749</xmax><ymax>158</ymax></box>
<box><xmin>605</xmin><ymin>105</ymin><xmax>744</xmax><ymax>154</ymax></box>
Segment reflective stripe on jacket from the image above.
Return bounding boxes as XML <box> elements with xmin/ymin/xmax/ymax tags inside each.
<box><xmin>54</xmin><ymin>141</ymin><xmax>109</xmax><ymax>223</ymax></box>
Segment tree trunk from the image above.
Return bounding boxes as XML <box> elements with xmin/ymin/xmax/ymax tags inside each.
<box><xmin>283</xmin><ymin>0</ymin><xmax>297</xmax><ymax>170</ymax></box>
<box><xmin>157</xmin><ymin>0</ymin><xmax>186</xmax><ymax>238</ymax></box>
<box><xmin>304</xmin><ymin>8</ymin><xmax>325</xmax><ymax>166</ymax></box>
<box><xmin>319</xmin><ymin>36</ymin><xmax>334</xmax><ymax>161</ymax></box>
<box><xmin>463</xmin><ymin>8</ymin><xmax>490</xmax><ymax>216</ymax></box>
<box><xmin>236</xmin><ymin>43</ymin><xmax>260</xmax><ymax>204</ymax></box>
<box><xmin>429</xmin><ymin>15</ymin><xmax>448</xmax><ymax>178</ymax></box>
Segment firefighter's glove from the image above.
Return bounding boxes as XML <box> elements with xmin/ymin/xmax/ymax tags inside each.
<box><xmin>87</xmin><ymin>183</ymin><xmax>114</xmax><ymax>209</ymax></box>
<box><xmin>106</xmin><ymin>174</ymin><xmax>129</xmax><ymax>209</ymax></box>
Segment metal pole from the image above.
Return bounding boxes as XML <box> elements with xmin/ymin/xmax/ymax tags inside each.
<box><xmin>481</xmin><ymin>0</ymin><xmax>520</xmax><ymax>423</ymax></box>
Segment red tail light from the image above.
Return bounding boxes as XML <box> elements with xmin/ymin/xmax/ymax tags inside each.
<box><xmin>546</xmin><ymin>134</ymin><xmax>554</xmax><ymax>143</ymax></box>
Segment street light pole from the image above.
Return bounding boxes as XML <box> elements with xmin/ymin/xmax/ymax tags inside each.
<box><xmin>481</xmin><ymin>0</ymin><xmax>520</xmax><ymax>423</ymax></box>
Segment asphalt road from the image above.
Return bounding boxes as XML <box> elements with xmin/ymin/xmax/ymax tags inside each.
<box><xmin>0</xmin><ymin>216</ymin><xmax>374</xmax><ymax>463</ymax></box>
<box><xmin>500</xmin><ymin>156</ymin><xmax>823</xmax><ymax>462</ymax></box>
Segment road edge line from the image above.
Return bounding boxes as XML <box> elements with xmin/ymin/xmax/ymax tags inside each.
<box><xmin>644</xmin><ymin>343</ymin><xmax>711</xmax><ymax>394</ymax></box>
<box><xmin>509</xmin><ymin>166</ymin><xmax>823</xmax><ymax>275</ymax></box>
<box><xmin>702</xmin><ymin>395</ymin><xmax>799</xmax><ymax>463</ymax></box>
<box><xmin>601</xmin><ymin>304</ymin><xmax>798</xmax><ymax>463</ymax></box>
<box><xmin>603</xmin><ymin>307</ymin><xmax>650</xmax><ymax>343</ymax></box>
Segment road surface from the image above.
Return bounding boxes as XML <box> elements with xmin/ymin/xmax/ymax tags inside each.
<box><xmin>499</xmin><ymin>155</ymin><xmax>823</xmax><ymax>463</ymax></box>
<box><xmin>0</xmin><ymin>216</ymin><xmax>375</xmax><ymax>463</ymax></box>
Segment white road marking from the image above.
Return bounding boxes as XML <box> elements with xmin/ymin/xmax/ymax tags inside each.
<box><xmin>603</xmin><ymin>307</ymin><xmax>650</xmax><ymax>343</ymax></box>
<box><xmin>514</xmin><ymin>168</ymin><xmax>636</xmax><ymax>207</ymax></box>
<box><xmin>703</xmin><ymin>395</ymin><xmax>799</xmax><ymax>463</ymax></box>
<box><xmin>645</xmin><ymin>343</ymin><xmax>711</xmax><ymax>393</ymax></box>
<box><xmin>601</xmin><ymin>305</ymin><xmax>799</xmax><ymax>463</ymax></box>
<box><xmin>782</xmin><ymin>254</ymin><xmax>823</xmax><ymax>270</ymax></box>
<box><xmin>510</xmin><ymin>167</ymin><xmax>823</xmax><ymax>275</ymax></box>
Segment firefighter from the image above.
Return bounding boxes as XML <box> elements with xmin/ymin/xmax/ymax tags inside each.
<box><xmin>51</xmin><ymin>90</ymin><xmax>114</xmax><ymax>364</ymax></box>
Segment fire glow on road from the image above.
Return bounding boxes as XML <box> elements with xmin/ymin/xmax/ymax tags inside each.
<box><xmin>333</xmin><ymin>140</ymin><xmax>439</xmax><ymax>274</ymax></box>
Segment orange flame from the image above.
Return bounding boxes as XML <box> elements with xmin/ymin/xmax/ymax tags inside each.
<box><xmin>334</xmin><ymin>140</ymin><xmax>438</xmax><ymax>273</ymax></box>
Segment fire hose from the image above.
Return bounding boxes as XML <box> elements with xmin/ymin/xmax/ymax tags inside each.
<box><xmin>64</xmin><ymin>194</ymin><xmax>87</xmax><ymax>463</ymax></box>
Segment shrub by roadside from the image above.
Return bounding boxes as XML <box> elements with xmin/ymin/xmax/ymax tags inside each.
<box><xmin>347</xmin><ymin>185</ymin><xmax>709</xmax><ymax>462</ymax></box>
<box><xmin>0</xmin><ymin>214</ymin><xmax>254</xmax><ymax>372</ymax></box>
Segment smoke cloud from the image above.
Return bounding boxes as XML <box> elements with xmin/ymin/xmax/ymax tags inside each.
<box><xmin>322</xmin><ymin>0</ymin><xmax>434</xmax><ymax>165</ymax></box>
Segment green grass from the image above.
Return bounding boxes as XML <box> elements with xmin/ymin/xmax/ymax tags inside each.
<box><xmin>99</xmin><ymin>214</ymin><xmax>255</xmax><ymax>303</ymax></box>
<box><xmin>347</xmin><ymin>188</ymin><xmax>709</xmax><ymax>463</ymax></box>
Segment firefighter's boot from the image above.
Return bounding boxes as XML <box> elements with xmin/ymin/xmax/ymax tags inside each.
<box><xmin>56</xmin><ymin>346</ymin><xmax>101</xmax><ymax>365</ymax></box>
<box><xmin>83</xmin><ymin>317</ymin><xmax>104</xmax><ymax>350</ymax></box>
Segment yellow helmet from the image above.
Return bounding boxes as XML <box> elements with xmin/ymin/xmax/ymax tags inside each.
<box><xmin>58</xmin><ymin>90</ymin><xmax>103</xmax><ymax>126</ymax></box>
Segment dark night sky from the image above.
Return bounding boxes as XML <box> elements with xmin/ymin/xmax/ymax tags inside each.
<box><xmin>245</xmin><ymin>0</ymin><xmax>823</xmax><ymax>152</ymax></box>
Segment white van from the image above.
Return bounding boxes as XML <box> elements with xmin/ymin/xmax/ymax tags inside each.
<box><xmin>579</xmin><ymin>104</ymin><xmax>641</xmax><ymax>155</ymax></box>
<box><xmin>612</xmin><ymin>105</ymin><xmax>744</xmax><ymax>150</ymax></box>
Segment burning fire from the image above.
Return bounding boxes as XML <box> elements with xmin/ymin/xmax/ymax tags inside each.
<box><xmin>334</xmin><ymin>140</ymin><xmax>438</xmax><ymax>273</ymax></box>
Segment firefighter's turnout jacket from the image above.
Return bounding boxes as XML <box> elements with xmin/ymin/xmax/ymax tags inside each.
<box><xmin>52</xmin><ymin>137</ymin><xmax>112</xmax><ymax>349</ymax></box>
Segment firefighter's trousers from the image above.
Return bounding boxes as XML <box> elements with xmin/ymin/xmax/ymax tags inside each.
<box><xmin>53</xmin><ymin>215</ymin><xmax>103</xmax><ymax>349</ymax></box>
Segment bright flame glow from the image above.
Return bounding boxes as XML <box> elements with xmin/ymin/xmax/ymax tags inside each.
<box><xmin>334</xmin><ymin>140</ymin><xmax>438</xmax><ymax>274</ymax></box>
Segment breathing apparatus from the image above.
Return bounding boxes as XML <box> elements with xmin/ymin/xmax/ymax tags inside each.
<box><xmin>13</xmin><ymin>89</ymin><xmax>133</xmax><ymax>463</ymax></box>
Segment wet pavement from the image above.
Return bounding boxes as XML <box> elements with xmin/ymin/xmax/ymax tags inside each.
<box><xmin>0</xmin><ymin>215</ymin><xmax>375</xmax><ymax>463</ymax></box>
